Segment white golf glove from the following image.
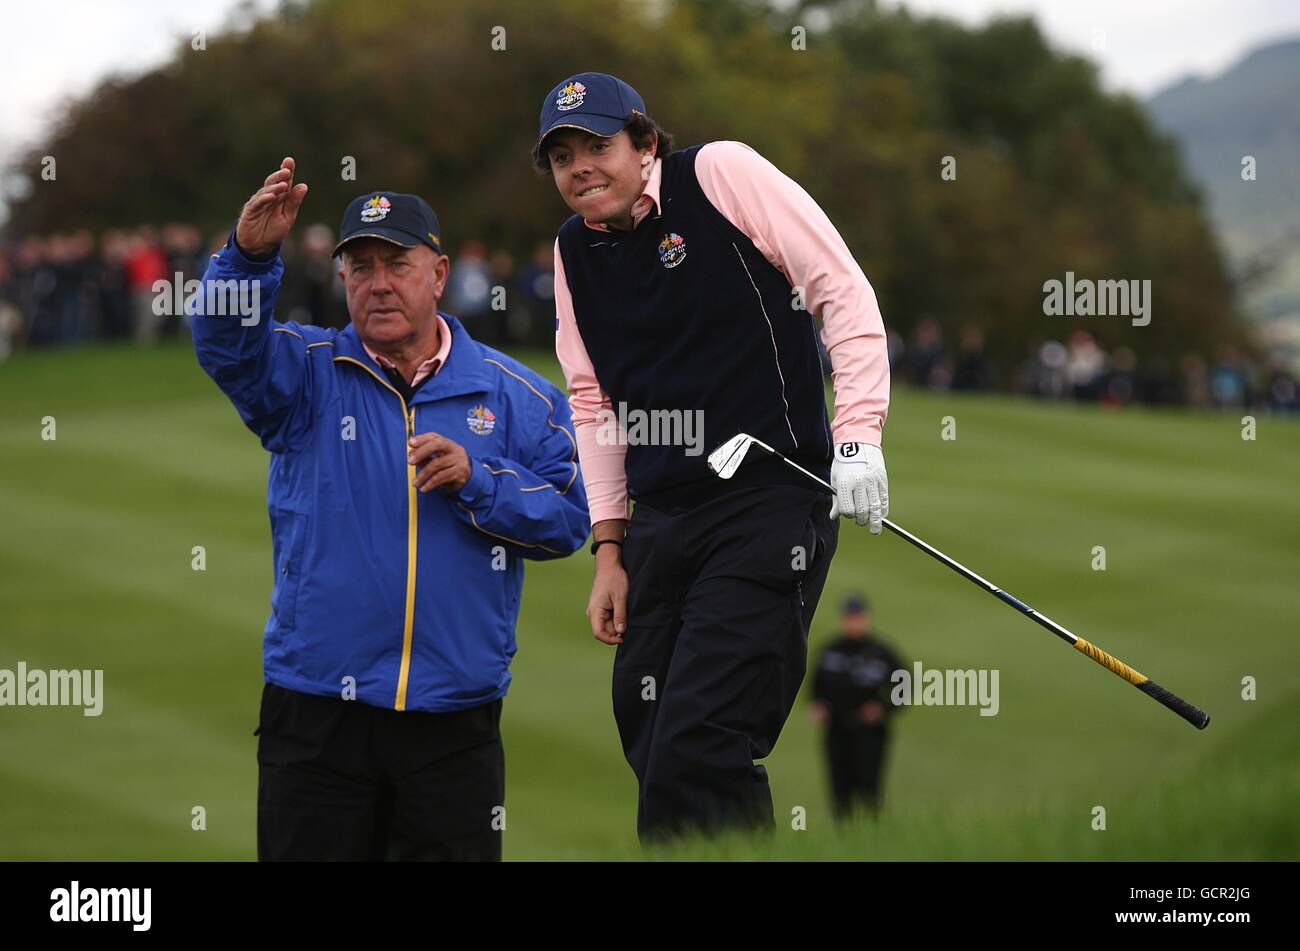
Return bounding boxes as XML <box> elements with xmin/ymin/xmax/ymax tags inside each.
<box><xmin>829</xmin><ymin>443</ymin><xmax>889</xmax><ymax>534</ymax></box>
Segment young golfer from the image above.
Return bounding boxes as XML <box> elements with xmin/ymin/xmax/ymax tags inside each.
<box><xmin>536</xmin><ymin>72</ymin><xmax>891</xmax><ymax>842</ymax></box>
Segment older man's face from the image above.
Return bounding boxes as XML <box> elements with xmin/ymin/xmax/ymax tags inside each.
<box><xmin>339</xmin><ymin>239</ymin><xmax>448</xmax><ymax>350</ymax></box>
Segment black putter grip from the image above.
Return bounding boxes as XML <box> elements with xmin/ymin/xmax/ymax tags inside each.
<box><xmin>1136</xmin><ymin>679</ymin><xmax>1211</xmax><ymax>730</ymax></box>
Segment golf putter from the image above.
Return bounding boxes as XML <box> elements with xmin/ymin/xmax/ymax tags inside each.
<box><xmin>707</xmin><ymin>433</ymin><xmax>1211</xmax><ymax>730</ymax></box>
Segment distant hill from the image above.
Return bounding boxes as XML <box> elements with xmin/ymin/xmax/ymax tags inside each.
<box><xmin>1147</xmin><ymin>38</ymin><xmax>1300</xmax><ymax>321</ymax></box>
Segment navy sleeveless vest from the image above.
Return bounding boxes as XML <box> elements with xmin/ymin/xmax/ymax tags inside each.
<box><xmin>558</xmin><ymin>144</ymin><xmax>831</xmax><ymax>507</ymax></box>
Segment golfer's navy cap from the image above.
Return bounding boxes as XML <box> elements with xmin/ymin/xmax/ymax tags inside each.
<box><xmin>333</xmin><ymin>192</ymin><xmax>442</xmax><ymax>258</ymax></box>
<box><xmin>842</xmin><ymin>594</ymin><xmax>870</xmax><ymax>615</ymax></box>
<box><xmin>536</xmin><ymin>72</ymin><xmax>646</xmax><ymax>152</ymax></box>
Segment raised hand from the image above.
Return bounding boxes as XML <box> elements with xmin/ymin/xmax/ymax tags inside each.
<box><xmin>236</xmin><ymin>157</ymin><xmax>309</xmax><ymax>257</ymax></box>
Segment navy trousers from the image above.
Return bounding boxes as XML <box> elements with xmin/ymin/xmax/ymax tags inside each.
<box><xmin>256</xmin><ymin>683</ymin><xmax>504</xmax><ymax>861</ymax></box>
<box><xmin>614</xmin><ymin>484</ymin><xmax>838</xmax><ymax>843</ymax></box>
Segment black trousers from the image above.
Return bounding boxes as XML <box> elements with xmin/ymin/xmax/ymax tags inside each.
<box><xmin>615</xmin><ymin>484</ymin><xmax>838</xmax><ymax>843</ymax></box>
<box><xmin>826</xmin><ymin>727</ymin><xmax>889</xmax><ymax>820</ymax></box>
<box><xmin>256</xmin><ymin>683</ymin><xmax>504</xmax><ymax>861</ymax></box>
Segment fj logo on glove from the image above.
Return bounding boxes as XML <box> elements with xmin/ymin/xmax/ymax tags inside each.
<box><xmin>829</xmin><ymin>442</ymin><xmax>889</xmax><ymax>530</ymax></box>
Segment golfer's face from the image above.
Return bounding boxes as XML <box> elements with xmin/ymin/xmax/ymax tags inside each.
<box><xmin>547</xmin><ymin>130</ymin><xmax>648</xmax><ymax>226</ymax></box>
<box><xmin>340</xmin><ymin>240</ymin><xmax>446</xmax><ymax>347</ymax></box>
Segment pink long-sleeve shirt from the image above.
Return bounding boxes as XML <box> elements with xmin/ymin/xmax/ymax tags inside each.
<box><xmin>554</xmin><ymin>140</ymin><xmax>890</xmax><ymax>525</ymax></box>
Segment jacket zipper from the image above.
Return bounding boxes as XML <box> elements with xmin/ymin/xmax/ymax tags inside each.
<box><xmin>395</xmin><ymin>403</ymin><xmax>418</xmax><ymax>711</ymax></box>
<box><xmin>333</xmin><ymin>356</ymin><xmax>420</xmax><ymax>711</ymax></box>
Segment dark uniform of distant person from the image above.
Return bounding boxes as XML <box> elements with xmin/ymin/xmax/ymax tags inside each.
<box><xmin>810</xmin><ymin>594</ymin><xmax>905</xmax><ymax>820</ymax></box>
<box><xmin>536</xmin><ymin>73</ymin><xmax>893</xmax><ymax>843</ymax></box>
<box><xmin>191</xmin><ymin>159</ymin><xmax>589</xmax><ymax>861</ymax></box>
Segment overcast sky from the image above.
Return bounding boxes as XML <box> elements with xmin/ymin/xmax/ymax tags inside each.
<box><xmin>887</xmin><ymin>0</ymin><xmax>1300</xmax><ymax>93</ymax></box>
<box><xmin>1</xmin><ymin>0</ymin><xmax>1298</xmax><ymax>186</ymax></box>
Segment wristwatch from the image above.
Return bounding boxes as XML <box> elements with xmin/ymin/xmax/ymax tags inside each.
<box><xmin>590</xmin><ymin>538</ymin><xmax>624</xmax><ymax>556</ymax></box>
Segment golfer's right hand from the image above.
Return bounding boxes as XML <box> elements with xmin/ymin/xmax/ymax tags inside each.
<box><xmin>587</xmin><ymin>558</ymin><xmax>628</xmax><ymax>646</ymax></box>
<box><xmin>236</xmin><ymin>156</ymin><xmax>309</xmax><ymax>257</ymax></box>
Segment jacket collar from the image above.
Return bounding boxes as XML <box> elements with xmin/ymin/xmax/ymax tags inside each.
<box><xmin>333</xmin><ymin>314</ymin><xmax>494</xmax><ymax>404</ymax></box>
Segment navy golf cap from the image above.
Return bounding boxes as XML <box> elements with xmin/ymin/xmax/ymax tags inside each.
<box><xmin>536</xmin><ymin>72</ymin><xmax>646</xmax><ymax>152</ymax></box>
<box><xmin>842</xmin><ymin>594</ymin><xmax>870</xmax><ymax>615</ymax></box>
<box><xmin>333</xmin><ymin>192</ymin><xmax>442</xmax><ymax>258</ymax></box>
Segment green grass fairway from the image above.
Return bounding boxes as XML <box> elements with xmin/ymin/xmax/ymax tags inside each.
<box><xmin>1</xmin><ymin>341</ymin><xmax>1296</xmax><ymax>860</ymax></box>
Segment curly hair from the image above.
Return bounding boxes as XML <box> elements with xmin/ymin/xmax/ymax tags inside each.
<box><xmin>532</xmin><ymin>112</ymin><xmax>675</xmax><ymax>174</ymax></box>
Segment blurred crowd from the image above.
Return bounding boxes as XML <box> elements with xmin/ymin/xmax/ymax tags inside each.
<box><xmin>0</xmin><ymin>225</ymin><xmax>559</xmax><ymax>360</ymax></box>
<box><xmin>886</xmin><ymin>317</ymin><xmax>1300</xmax><ymax>413</ymax></box>
<box><xmin>0</xmin><ymin>226</ymin><xmax>205</xmax><ymax>357</ymax></box>
<box><xmin>2</xmin><ymin>229</ymin><xmax>1296</xmax><ymax>413</ymax></box>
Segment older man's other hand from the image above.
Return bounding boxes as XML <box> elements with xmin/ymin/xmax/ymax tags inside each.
<box><xmin>408</xmin><ymin>432</ymin><xmax>472</xmax><ymax>493</ymax></box>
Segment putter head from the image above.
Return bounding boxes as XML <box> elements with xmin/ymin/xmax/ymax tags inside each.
<box><xmin>707</xmin><ymin>433</ymin><xmax>758</xmax><ymax>480</ymax></box>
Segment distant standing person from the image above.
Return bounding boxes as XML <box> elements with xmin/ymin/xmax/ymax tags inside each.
<box><xmin>443</xmin><ymin>240</ymin><xmax>493</xmax><ymax>341</ymax></box>
<box><xmin>811</xmin><ymin>594</ymin><xmax>905</xmax><ymax>820</ymax></box>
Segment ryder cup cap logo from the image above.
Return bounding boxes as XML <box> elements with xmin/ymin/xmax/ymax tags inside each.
<box><xmin>658</xmin><ymin>232</ymin><xmax>687</xmax><ymax>269</ymax></box>
<box><xmin>467</xmin><ymin>404</ymin><xmax>497</xmax><ymax>435</ymax></box>
<box><xmin>360</xmin><ymin>194</ymin><xmax>392</xmax><ymax>222</ymax></box>
<box><xmin>555</xmin><ymin>81</ymin><xmax>587</xmax><ymax>111</ymax></box>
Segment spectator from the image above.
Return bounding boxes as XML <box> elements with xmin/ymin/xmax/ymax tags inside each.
<box><xmin>1101</xmin><ymin>346</ymin><xmax>1137</xmax><ymax>407</ymax></box>
<box><xmin>486</xmin><ymin>248</ymin><xmax>514</xmax><ymax>347</ymax></box>
<box><xmin>443</xmin><ymin>239</ymin><xmax>492</xmax><ymax>340</ymax></box>
<box><xmin>906</xmin><ymin>316</ymin><xmax>945</xmax><ymax>388</ymax></box>
<box><xmin>515</xmin><ymin>240</ymin><xmax>556</xmax><ymax>347</ymax></box>
<box><xmin>279</xmin><ymin>223</ymin><xmax>346</xmax><ymax>328</ymax></box>
<box><xmin>1066</xmin><ymin>330</ymin><xmax>1106</xmax><ymax>401</ymax></box>
<box><xmin>125</xmin><ymin>226</ymin><xmax>169</xmax><ymax>344</ymax></box>
<box><xmin>16</xmin><ymin>236</ymin><xmax>56</xmax><ymax>346</ymax></box>
<box><xmin>0</xmin><ymin>249</ymin><xmax>19</xmax><ymax>360</ymax></box>
<box><xmin>97</xmin><ymin>229</ymin><xmax>133</xmax><ymax>340</ymax></box>
<box><xmin>951</xmin><ymin>324</ymin><xmax>996</xmax><ymax>392</ymax></box>
<box><xmin>1179</xmin><ymin>353</ymin><xmax>1210</xmax><ymax>408</ymax></box>
<box><xmin>1265</xmin><ymin>358</ymin><xmax>1298</xmax><ymax>413</ymax></box>
<box><xmin>1032</xmin><ymin>340</ymin><xmax>1069</xmax><ymax>398</ymax></box>
<box><xmin>162</xmin><ymin>223</ymin><xmax>205</xmax><ymax>339</ymax></box>
<box><xmin>1210</xmin><ymin>345</ymin><xmax>1253</xmax><ymax>409</ymax></box>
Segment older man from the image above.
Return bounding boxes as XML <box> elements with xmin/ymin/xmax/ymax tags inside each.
<box><xmin>191</xmin><ymin>157</ymin><xmax>589</xmax><ymax>861</ymax></box>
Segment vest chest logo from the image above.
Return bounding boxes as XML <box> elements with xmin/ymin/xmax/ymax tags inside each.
<box><xmin>466</xmin><ymin>404</ymin><xmax>497</xmax><ymax>436</ymax></box>
<box><xmin>555</xmin><ymin>81</ymin><xmax>587</xmax><ymax>111</ymax></box>
<box><xmin>658</xmin><ymin>232</ymin><xmax>687</xmax><ymax>269</ymax></box>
